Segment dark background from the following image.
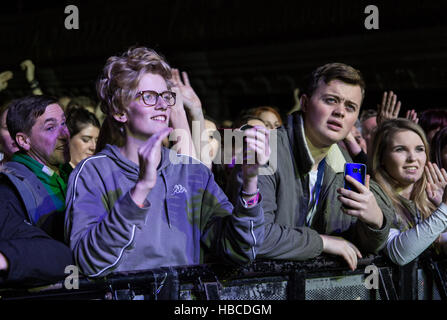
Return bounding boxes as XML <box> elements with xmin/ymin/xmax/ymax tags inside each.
<box><xmin>1</xmin><ymin>0</ymin><xmax>446</xmax><ymax>122</ymax></box>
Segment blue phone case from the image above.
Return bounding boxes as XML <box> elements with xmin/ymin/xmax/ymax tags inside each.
<box><xmin>344</xmin><ymin>163</ymin><xmax>366</xmax><ymax>191</ymax></box>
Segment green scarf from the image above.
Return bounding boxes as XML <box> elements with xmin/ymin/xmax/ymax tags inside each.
<box><xmin>12</xmin><ymin>153</ymin><xmax>71</xmax><ymax>212</ymax></box>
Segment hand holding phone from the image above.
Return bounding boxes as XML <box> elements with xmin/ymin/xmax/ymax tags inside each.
<box><xmin>338</xmin><ymin>163</ymin><xmax>384</xmax><ymax>229</ymax></box>
<box><xmin>344</xmin><ymin>163</ymin><xmax>366</xmax><ymax>192</ymax></box>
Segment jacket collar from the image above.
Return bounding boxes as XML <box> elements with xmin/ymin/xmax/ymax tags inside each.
<box><xmin>286</xmin><ymin>111</ymin><xmax>346</xmax><ymax>174</ymax></box>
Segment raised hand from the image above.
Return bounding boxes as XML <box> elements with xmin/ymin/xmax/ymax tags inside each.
<box><xmin>320</xmin><ymin>234</ymin><xmax>362</xmax><ymax>271</ymax></box>
<box><xmin>405</xmin><ymin>109</ymin><xmax>419</xmax><ymax>124</ymax></box>
<box><xmin>0</xmin><ymin>71</ymin><xmax>13</xmax><ymax>91</ymax></box>
<box><xmin>20</xmin><ymin>59</ymin><xmax>36</xmax><ymax>82</ymax></box>
<box><xmin>425</xmin><ymin>162</ymin><xmax>447</xmax><ymax>207</ymax></box>
<box><xmin>171</xmin><ymin>68</ymin><xmax>202</xmax><ymax>117</ymax></box>
<box><xmin>130</xmin><ymin>127</ymin><xmax>173</xmax><ymax>206</ymax></box>
<box><xmin>377</xmin><ymin>91</ymin><xmax>401</xmax><ymax>125</ymax></box>
<box><xmin>337</xmin><ymin>175</ymin><xmax>383</xmax><ymax>229</ymax></box>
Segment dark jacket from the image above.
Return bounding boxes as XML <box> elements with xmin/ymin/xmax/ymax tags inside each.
<box><xmin>65</xmin><ymin>145</ymin><xmax>264</xmax><ymax>277</ymax></box>
<box><xmin>229</xmin><ymin>112</ymin><xmax>392</xmax><ymax>260</ymax></box>
<box><xmin>0</xmin><ymin>161</ymin><xmax>65</xmax><ymax>241</ymax></box>
<box><xmin>0</xmin><ymin>177</ymin><xmax>74</xmax><ymax>286</ymax></box>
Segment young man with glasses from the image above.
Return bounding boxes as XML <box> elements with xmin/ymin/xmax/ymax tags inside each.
<box><xmin>65</xmin><ymin>47</ymin><xmax>269</xmax><ymax>277</ymax></box>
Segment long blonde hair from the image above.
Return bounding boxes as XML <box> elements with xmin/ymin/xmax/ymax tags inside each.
<box><xmin>370</xmin><ymin>119</ymin><xmax>435</xmax><ymax>224</ymax></box>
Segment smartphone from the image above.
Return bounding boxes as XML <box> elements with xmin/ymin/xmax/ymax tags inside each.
<box><xmin>239</xmin><ymin>124</ymin><xmax>254</xmax><ymax>164</ymax></box>
<box><xmin>344</xmin><ymin>163</ymin><xmax>366</xmax><ymax>191</ymax></box>
<box><xmin>239</xmin><ymin>124</ymin><xmax>254</xmax><ymax>131</ymax></box>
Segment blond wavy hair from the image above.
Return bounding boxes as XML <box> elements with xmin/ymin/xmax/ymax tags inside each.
<box><xmin>95</xmin><ymin>46</ymin><xmax>172</xmax><ymax>149</ymax></box>
<box><xmin>97</xmin><ymin>46</ymin><xmax>172</xmax><ymax>115</ymax></box>
<box><xmin>370</xmin><ymin>119</ymin><xmax>435</xmax><ymax>224</ymax></box>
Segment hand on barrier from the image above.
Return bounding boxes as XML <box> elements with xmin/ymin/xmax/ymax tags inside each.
<box><xmin>320</xmin><ymin>234</ymin><xmax>362</xmax><ymax>271</ymax></box>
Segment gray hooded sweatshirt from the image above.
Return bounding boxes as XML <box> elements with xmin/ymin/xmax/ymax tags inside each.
<box><xmin>65</xmin><ymin>144</ymin><xmax>264</xmax><ymax>277</ymax></box>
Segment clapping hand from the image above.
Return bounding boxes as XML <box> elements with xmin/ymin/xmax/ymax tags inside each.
<box><xmin>425</xmin><ymin>162</ymin><xmax>447</xmax><ymax>207</ymax></box>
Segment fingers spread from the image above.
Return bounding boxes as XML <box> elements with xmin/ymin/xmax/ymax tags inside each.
<box><xmin>182</xmin><ymin>71</ymin><xmax>190</xmax><ymax>87</ymax></box>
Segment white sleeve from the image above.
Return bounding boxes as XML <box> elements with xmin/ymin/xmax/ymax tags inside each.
<box><xmin>384</xmin><ymin>203</ymin><xmax>447</xmax><ymax>266</ymax></box>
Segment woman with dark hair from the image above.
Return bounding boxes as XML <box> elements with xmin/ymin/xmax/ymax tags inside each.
<box><xmin>66</xmin><ymin>108</ymin><xmax>100</xmax><ymax>168</ymax></box>
<box><xmin>431</xmin><ymin>127</ymin><xmax>447</xmax><ymax>171</ymax></box>
<box><xmin>370</xmin><ymin>118</ymin><xmax>447</xmax><ymax>265</ymax></box>
<box><xmin>419</xmin><ymin>109</ymin><xmax>447</xmax><ymax>144</ymax></box>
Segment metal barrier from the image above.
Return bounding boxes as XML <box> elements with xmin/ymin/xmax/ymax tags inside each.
<box><xmin>1</xmin><ymin>253</ymin><xmax>446</xmax><ymax>300</ymax></box>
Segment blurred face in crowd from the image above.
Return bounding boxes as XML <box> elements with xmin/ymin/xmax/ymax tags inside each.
<box><xmin>0</xmin><ymin>108</ymin><xmax>19</xmax><ymax>159</ymax></box>
<box><xmin>204</xmin><ymin>119</ymin><xmax>219</xmax><ymax>162</ymax></box>
<box><xmin>352</xmin><ymin>125</ymin><xmax>367</xmax><ymax>153</ymax></box>
<box><xmin>361</xmin><ymin>116</ymin><xmax>377</xmax><ymax>151</ymax></box>
<box><xmin>69</xmin><ymin>124</ymin><xmax>99</xmax><ymax>167</ymax></box>
<box><xmin>118</xmin><ymin>72</ymin><xmax>171</xmax><ymax>139</ymax></box>
<box><xmin>441</xmin><ymin>145</ymin><xmax>447</xmax><ymax>171</ymax></box>
<box><xmin>259</xmin><ymin>111</ymin><xmax>281</xmax><ymax>130</ymax></box>
<box><xmin>247</xmin><ymin>119</ymin><xmax>266</xmax><ymax>128</ymax></box>
<box><xmin>383</xmin><ymin>130</ymin><xmax>426</xmax><ymax>189</ymax></box>
<box><xmin>16</xmin><ymin>103</ymin><xmax>70</xmax><ymax>171</ymax></box>
<box><xmin>302</xmin><ymin>79</ymin><xmax>362</xmax><ymax>148</ymax></box>
<box><xmin>427</xmin><ymin>127</ymin><xmax>441</xmax><ymax>144</ymax></box>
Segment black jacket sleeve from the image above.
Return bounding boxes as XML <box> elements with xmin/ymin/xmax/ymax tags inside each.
<box><xmin>0</xmin><ymin>181</ymin><xmax>74</xmax><ymax>286</ymax></box>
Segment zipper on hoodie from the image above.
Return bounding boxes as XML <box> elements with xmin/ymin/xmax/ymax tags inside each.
<box><xmin>250</xmin><ymin>220</ymin><xmax>257</xmax><ymax>260</ymax></box>
<box><xmin>160</xmin><ymin>172</ymin><xmax>172</xmax><ymax>229</ymax></box>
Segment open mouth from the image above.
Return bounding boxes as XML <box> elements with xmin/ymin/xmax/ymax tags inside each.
<box><xmin>151</xmin><ymin>115</ymin><xmax>167</xmax><ymax>122</ymax></box>
<box><xmin>327</xmin><ymin>119</ymin><xmax>343</xmax><ymax>131</ymax></box>
<box><xmin>403</xmin><ymin>166</ymin><xmax>418</xmax><ymax>172</ymax></box>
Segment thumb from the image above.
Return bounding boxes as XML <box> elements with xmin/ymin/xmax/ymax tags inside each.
<box><xmin>442</xmin><ymin>185</ymin><xmax>447</xmax><ymax>204</ymax></box>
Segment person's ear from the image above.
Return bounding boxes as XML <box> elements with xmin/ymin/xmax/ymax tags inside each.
<box><xmin>300</xmin><ymin>94</ymin><xmax>309</xmax><ymax>113</ymax></box>
<box><xmin>113</xmin><ymin>111</ymin><xmax>127</xmax><ymax>123</ymax></box>
<box><xmin>15</xmin><ymin>132</ymin><xmax>30</xmax><ymax>151</ymax></box>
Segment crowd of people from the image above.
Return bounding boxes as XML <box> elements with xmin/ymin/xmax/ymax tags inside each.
<box><xmin>0</xmin><ymin>47</ymin><xmax>447</xmax><ymax>299</ymax></box>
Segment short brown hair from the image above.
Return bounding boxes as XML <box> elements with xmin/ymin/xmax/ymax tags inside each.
<box><xmin>303</xmin><ymin>63</ymin><xmax>365</xmax><ymax>98</ymax></box>
<box><xmin>7</xmin><ymin>95</ymin><xmax>58</xmax><ymax>141</ymax></box>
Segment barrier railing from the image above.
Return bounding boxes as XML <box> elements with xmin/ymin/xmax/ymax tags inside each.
<box><xmin>1</xmin><ymin>252</ymin><xmax>446</xmax><ymax>300</ymax></box>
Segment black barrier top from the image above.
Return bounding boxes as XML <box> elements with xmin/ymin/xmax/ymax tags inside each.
<box><xmin>0</xmin><ymin>253</ymin><xmax>445</xmax><ymax>300</ymax></box>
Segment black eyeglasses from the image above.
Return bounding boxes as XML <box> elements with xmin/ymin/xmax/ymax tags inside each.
<box><xmin>137</xmin><ymin>90</ymin><xmax>176</xmax><ymax>107</ymax></box>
